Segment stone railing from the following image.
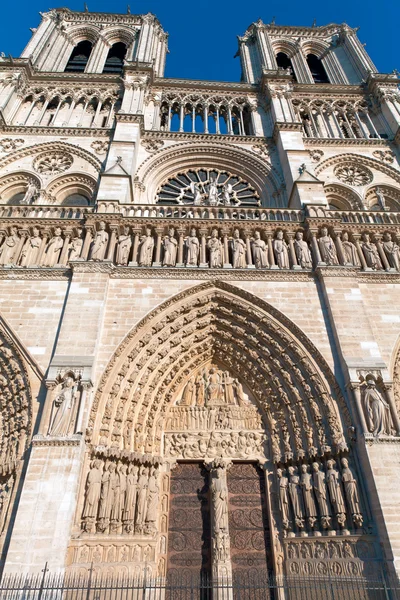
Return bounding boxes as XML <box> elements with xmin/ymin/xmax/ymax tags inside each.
<box><xmin>307</xmin><ymin>206</ymin><xmax>400</xmax><ymax>225</ymax></box>
<box><xmin>0</xmin><ymin>205</ymin><xmax>93</xmax><ymax>220</ymax></box>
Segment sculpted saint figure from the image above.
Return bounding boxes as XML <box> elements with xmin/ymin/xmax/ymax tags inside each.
<box><xmin>48</xmin><ymin>376</ymin><xmax>78</xmax><ymax>436</ymax></box>
<box><xmin>44</xmin><ymin>227</ymin><xmax>63</xmax><ymax>267</ymax></box>
<box><xmin>222</xmin><ymin>183</ymin><xmax>233</xmax><ymax>206</ymax></box>
<box><xmin>116</xmin><ymin>227</ymin><xmax>132</xmax><ymax>266</ymax></box>
<box><xmin>20</xmin><ymin>182</ymin><xmax>38</xmax><ymax>204</ymax></box>
<box><xmin>190</xmin><ymin>181</ymin><xmax>203</xmax><ymax>205</ymax></box>
<box><xmin>375</xmin><ymin>187</ymin><xmax>386</xmax><ymax>211</ymax></box>
<box><xmin>211</xmin><ymin>469</ymin><xmax>229</xmax><ymax>533</ymax></box>
<box><xmin>90</xmin><ymin>221</ymin><xmax>108</xmax><ymax>261</ymax></box>
<box><xmin>361</xmin><ymin>233</ymin><xmax>382</xmax><ymax>270</ymax></box>
<box><xmin>124</xmin><ymin>464</ymin><xmax>139</xmax><ymax>532</ymax></box>
<box><xmin>364</xmin><ymin>377</ymin><xmax>392</xmax><ymax>436</ymax></box>
<box><xmin>145</xmin><ymin>467</ymin><xmax>159</xmax><ymax>533</ymax></box>
<box><xmin>273</xmin><ymin>230</ymin><xmax>289</xmax><ymax>269</ymax></box>
<box><xmin>341</xmin><ymin>232</ymin><xmax>360</xmax><ymax>266</ymax></box>
<box><xmin>207</xmin><ymin>368</ymin><xmax>223</xmax><ymax>405</ymax></box>
<box><xmin>318</xmin><ymin>227</ymin><xmax>339</xmax><ymax>265</ymax></box>
<box><xmin>180</xmin><ymin>376</ymin><xmax>196</xmax><ymax>406</ymax></box>
<box><xmin>208</xmin><ymin>229</ymin><xmax>223</xmax><ymax>268</ymax></box>
<box><xmin>19</xmin><ymin>227</ymin><xmax>41</xmax><ymax>267</ymax></box>
<box><xmin>341</xmin><ymin>458</ymin><xmax>363</xmax><ymax>527</ymax></box>
<box><xmin>312</xmin><ymin>462</ymin><xmax>331</xmax><ymax>528</ymax></box>
<box><xmin>207</xmin><ymin>176</ymin><xmax>219</xmax><ymax>206</ymax></box>
<box><xmin>185</xmin><ymin>228</ymin><xmax>199</xmax><ymax>266</ymax></box>
<box><xmin>294</xmin><ymin>232</ymin><xmax>312</xmax><ymax>269</ymax></box>
<box><xmin>195</xmin><ymin>372</ymin><xmax>206</xmax><ymax>406</ymax></box>
<box><xmin>232</xmin><ymin>229</ymin><xmax>246</xmax><ymax>268</ymax></box>
<box><xmin>0</xmin><ymin>228</ymin><xmax>20</xmax><ymax>265</ymax></box>
<box><xmin>135</xmin><ymin>466</ymin><xmax>148</xmax><ymax>533</ymax></box>
<box><xmin>163</xmin><ymin>228</ymin><xmax>178</xmax><ymax>267</ymax></box>
<box><xmin>300</xmin><ymin>464</ymin><xmax>317</xmax><ymax>528</ymax></box>
<box><xmin>326</xmin><ymin>459</ymin><xmax>346</xmax><ymax>526</ymax></box>
<box><xmin>98</xmin><ymin>463</ymin><xmax>118</xmax><ymax>531</ymax></box>
<box><xmin>82</xmin><ymin>460</ymin><xmax>103</xmax><ymax>532</ymax></box>
<box><xmin>277</xmin><ymin>468</ymin><xmax>290</xmax><ymax>529</ymax></box>
<box><xmin>382</xmin><ymin>232</ymin><xmax>400</xmax><ymax>270</ymax></box>
<box><xmin>68</xmin><ymin>229</ymin><xmax>84</xmax><ymax>261</ymax></box>
<box><xmin>139</xmin><ymin>228</ymin><xmax>154</xmax><ymax>267</ymax></box>
<box><xmin>288</xmin><ymin>466</ymin><xmax>305</xmax><ymax>528</ymax></box>
<box><xmin>252</xmin><ymin>231</ymin><xmax>268</xmax><ymax>268</ymax></box>
<box><xmin>110</xmin><ymin>463</ymin><xmax>127</xmax><ymax>529</ymax></box>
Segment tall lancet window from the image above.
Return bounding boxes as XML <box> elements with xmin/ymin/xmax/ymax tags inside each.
<box><xmin>307</xmin><ymin>53</ymin><xmax>330</xmax><ymax>83</ymax></box>
<box><xmin>65</xmin><ymin>41</ymin><xmax>93</xmax><ymax>73</ymax></box>
<box><xmin>102</xmin><ymin>42</ymin><xmax>127</xmax><ymax>74</ymax></box>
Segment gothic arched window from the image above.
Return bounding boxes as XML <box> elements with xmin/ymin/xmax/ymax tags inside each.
<box><xmin>306</xmin><ymin>54</ymin><xmax>330</xmax><ymax>84</ymax></box>
<box><xmin>276</xmin><ymin>52</ymin><xmax>297</xmax><ymax>81</ymax></box>
<box><xmin>102</xmin><ymin>42</ymin><xmax>127</xmax><ymax>74</ymax></box>
<box><xmin>65</xmin><ymin>41</ymin><xmax>93</xmax><ymax>73</ymax></box>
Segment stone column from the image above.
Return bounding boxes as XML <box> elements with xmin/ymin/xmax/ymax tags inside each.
<box><xmin>309</xmin><ymin>230</ymin><xmax>323</xmax><ymax>266</ymax></box>
<box><xmin>130</xmin><ymin>227</ymin><xmax>141</xmax><ymax>266</ymax></box>
<box><xmin>352</xmin><ymin>234</ymin><xmax>368</xmax><ymax>271</ymax></box>
<box><xmin>286</xmin><ymin>232</ymin><xmax>300</xmax><ymax>270</ymax></box>
<box><xmin>176</xmin><ymin>228</ymin><xmax>185</xmax><ymax>267</ymax></box>
<box><xmin>81</xmin><ymin>226</ymin><xmax>93</xmax><ymax>261</ymax></box>
<box><xmin>334</xmin><ymin>231</ymin><xmax>346</xmax><ymax>266</ymax></box>
<box><xmin>348</xmin><ymin>383</ymin><xmax>368</xmax><ymax>435</ymax></box>
<box><xmin>199</xmin><ymin>229</ymin><xmax>208</xmax><ymax>267</ymax></box>
<box><xmin>106</xmin><ymin>225</ymin><xmax>118</xmax><ymax>262</ymax></box>
<box><xmin>244</xmin><ymin>230</ymin><xmax>255</xmax><ymax>269</ymax></box>
<box><xmin>374</xmin><ymin>234</ymin><xmax>391</xmax><ymax>271</ymax></box>
<box><xmin>222</xmin><ymin>230</ymin><xmax>231</xmax><ymax>268</ymax></box>
<box><xmin>383</xmin><ymin>384</ymin><xmax>400</xmax><ymax>436</ymax></box>
<box><xmin>36</xmin><ymin>229</ymin><xmax>50</xmax><ymax>266</ymax></box>
<box><xmin>153</xmin><ymin>228</ymin><xmax>163</xmax><ymax>267</ymax></box>
<box><xmin>58</xmin><ymin>228</ymin><xmax>72</xmax><ymax>266</ymax></box>
<box><xmin>266</xmin><ymin>232</ymin><xmax>276</xmax><ymax>269</ymax></box>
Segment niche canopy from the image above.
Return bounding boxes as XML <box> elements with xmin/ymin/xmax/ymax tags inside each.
<box><xmin>156</xmin><ymin>168</ymin><xmax>261</xmax><ymax>207</ymax></box>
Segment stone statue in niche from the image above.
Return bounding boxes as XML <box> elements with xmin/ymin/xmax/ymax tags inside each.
<box><xmin>109</xmin><ymin>463</ymin><xmax>127</xmax><ymax>531</ymax></box>
<box><xmin>361</xmin><ymin>234</ymin><xmax>382</xmax><ymax>270</ymax></box>
<box><xmin>341</xmin><ymin>232</ymin><xmax>360</xmax><ymax>266</ymax></box>
<box><xmin>68</xmin><ymin>229</ymin><xmax>84</xmax><ymax>261</ymax></box>
<box><xmin>312</xmin><ymin>462</ymin><xmax>331</xmax><ymax>529</ymax></box>
<box><xmin>82</xmin><ymin>459</ymin><xmax>103</xmax><ymax>533</ymax></box>
<box><xmin>90</xmin><ymin>221</ymin><xmax>108</xmax><ymax>261</ymax></box>
<box><xmin>208</xmin><ymin>229</ymin><xmax>223</xmax><ymax>268</ymax></box>
<box><xmin>124</xmin><ymin>464</ymin><xmax>138</xmax><ymax>533</ymax></box>
<box><xmin>232</xmin><ymin>229</ymin><xmax>246</xmax><ymax>268</ymax></box>
<box><xmin>341</xmin><ymin>458</ymin><xmax>363</xmax><ymax>527</ymax></box>
<box><xmin>138</xmin><ymin>228</ymin><xmax>154</xmax><ymax>266</ymax></box>
<box><xmin>20</xmin><ymin>181</ymin><xmax>38</xmax><ymax>204</ymax></box>
<box><xmin>0</xmin><ymin>228</ymin><xmax>20</xmax><ymax>265</ymax></box>
<box><xmin>252</xmin><ymin>231</ymin><xmax>268</xmax><ymax>268</ymax></box>
<box><xmin>211</xmin><ymin>468</ymin><xmax>229</xmax><ymax>534</ymax></box>
<box><xmin>363</xmin><ymin>376</ymin><xmax>392</xmax><ymax>436</ymax></box>
<box><xmin>97</xmin><ymin>463</ymin><xmax>118</xmax><ymax>532</ymax></box>
<box><xmin>318</xmin><ymin>227</ymin><xmax>339</xmax><ymax>265</ymax></box>
<box><xmin>300</xmin><ymin>464</ymin><xmax>317</xmax><ymax>528</ymax></box>
<box><xmin>294</xmin><ymin>232</ymin><xmax>312</xmax><ymax>269</ymax></box>
<box><xmin>273</xmin><ymin>230</ymin><xmax>289</xmax><ymax>269</ymax></box>
<box><xmin>135</xmin><ymin>466</ymin><xmax>148</xmax><ymax>534</ymax></box>
<box><xmin>116</xmin><ymin>227</ymin><xmax>132</xmax><ymax>266</ymax></box>
<box><xmin>145</xmin><ymin>466</ymin><xmax>159</xmax><ymax>534</ymax></box>
<box><xmin>382</xmin><ymin>233</ymin><xmax>400</xmax><ymax>270</ymax></box>
<box><xmin>288</xmin><ymin>466</ymin><xmax>304</xmax><ymax>529</ymax></box>
<box><xmin>43</xmin><ymin>227</ymin><xmax>63</xmax><ymax>267</ymax></box>
<box><xmin>375</xmin><ymin>187</ymin><xmax>387</xmax><ymax>211</ymax></box>
<box><xmin>190</xmin><ymin>181</ymin><xmax>203</xmax><ymax>205</ymax></box>
<box><xmin>222</xmin><ymin>183</ymin><xmax>233</xmax><ymax>206</ymax></box>
<box><xmin>277</xmin><ymin>468</ymin><xmax>290</xmax><ymax>529</ymax></box>
<box><xmin>326</xmin><ymin>459</ymin><xmax>346</xmax><ymax>526</ymax></box>
<box><xmin>162</xmin><ymin>228</ymin><xmax>177</xmax><ymax>267</ymax></box>
<box><xmin>207</xmin><ymin>176</ymin><xmax>219</xmax><ymax>206</ymax></box>
<box><xmin>185</xmin><ymin>228</ymin><xmax>199</xmax><ymax>266</ymax></box>
<box><xmin>19</xmin><ymin>227</ymin><xmax>41</xmax><ymax>266</ymax></box>
<box><xmin>48</xmin><ymin>375</ymin><xmax>80</xmax><ymax>436</ymax></box>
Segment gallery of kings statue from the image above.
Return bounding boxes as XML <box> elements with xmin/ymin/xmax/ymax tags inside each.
<box><xmin>0</xmin><ymin>7</ymin><xmax>400</xmax><ymax>597</ymax></box>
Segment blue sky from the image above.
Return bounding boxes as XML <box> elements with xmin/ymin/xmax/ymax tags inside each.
<box><xmin>0</xmin><ymin>0</ymin><xmax>398</xmax><ymax>82</ymax></box>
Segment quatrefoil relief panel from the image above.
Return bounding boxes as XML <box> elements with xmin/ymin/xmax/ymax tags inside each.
<box><xmin>33</xmin><ymin>152</ymin><xmax>74</xmax><ymax>175</ymax></box>
<box><xmin>334</xmin><ymin>164</ymin><xmax>373</xmax><ymax>187</ymax></box>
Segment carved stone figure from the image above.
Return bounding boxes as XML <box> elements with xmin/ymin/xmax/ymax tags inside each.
<box><xmin>19</xmin><ymin>227</ymin><xmax>41</xmax><ymax>266</ymax></box>
<box><xmin>0</xmin><ymin>228</ymin><xmax>20</xmax><ymax>265</ymax></box>
<box><xmin>277</xmin><ymin>468</ymin><xmax>290</xmax><ymax>529</ymax></box>
<box><xmin>341</xmin><ymin>232</ymin><xmax>360</xmax><ymax>266</ymax></box>
<box><xmin>185</xmin><ymin>228</ymin><xmax>199</xmax><ymax>266</ymax></box>
<box><xmin>206</xmin><ymin>368</ymin><xmax>224</xmax><ymax>405</ymax></box>
<box><xmin>90</xmin><ymin>221</ymin><xmax>108</xmax><ymax>261</ymax></box>
<box><xmin>375</xmin><ymin>187</ymin><xmax>386</xmax><ymax>211</ymax></box>
<box><xmin>318</xmin><ymin>227</ymin><xmax>339</xmax><ymax>265</ymax></box>
<box><xmin>124</xmin><ymin>464</ymin><xmax>139</xmax><ymax>532</ymax></box>
<box><xmin>135</xmin><ymin>466</ymin><xmax>148</xmax><ymax>533</ymax></box>
<box><xmin>364</xmin><ymin>377</ymin><xmax>392</xmax><ymax>436</ymax></box>
<box><xmin>273</xmin><ymin>230</ymin><xmax>289</xmax><ymax>269</ymax></box>
<box><xmin>221</xmin><ymin>183</ymin><xmax>233</xmax><ymax>206</ymax></box>
<box><xmin>382</xmin><ymin>233</ymin><xmax>400</xmax><ymax>270</ymax></box>
<box><xmin>288</xmin><ymin>466</ymin><xmax>305</xmax><ymax>528</ymax></box>
<box><xmin>300</xmin><ymin>464</ymin><xmax>317</xmax><ymax>528</ymax></box>
<box><xmin>326</xmin><ymin>459</ymin><xmax>346</xmax><ymax>526</ymax></box>
<box><xmin>207</xmin><ymin>176</ymin><xmax>219</xmax><ymax>205</ymax></box>
<box><xmin>208</xmin><ymin>229</ymin><xmax>223</xmax><ymax>268</ymax></box>
<box><xmin>145</xmin><ymin>466</ymin><xmax>159</xmax><ymax>533</ymax></box>
<box><xmin>211</xmin><ymin>468</ymin><xmax>229</xmax><ymax>533</ymax></box>
<box><xmin>116</xmin><ymin>227</ymin><xmax>132</xmax><ymax>265</ymax></box>
<box><xmin>139</xmin><ymin>228</ymin><xmax>154</xmax><ymax>266</ymax></box>
<box><xmin>361</xmin><ymin>234</ymin><xmax>382</xmax><ymax>270</ymax></box>
<box><xmin>294</xmin><ymin>232</ymin><xmax>312</xmax><ymax>268</ymax></box>
<box><xmin>180</xmin><ymin>376</ymin><xmax>196</xmax><ymax>406</ymax></box>
<box><xmin>163</xmin><ymin>228</ymin><xmax>178</xmax><ymax>267</ymax></box>
<box><xmin>43</xmin><ymin>227</ymin><xmax>63</xmax><ymax>267</ymax></box>
<box><xmin>190</xmin><ymin>181</ymin><xmax>203</xmax><ymax>205</ymax></box>
<box><xmin>232</xmin><ymin>229</ymin><xmax>246</xmax><ymax>268</ymax></box>
<box><xmin>312</xmin><ymin>462</ymin><xmax>331</xmax><ymax>528</ymax></box>
<box><xmin>252</xmin><ymin>231</ymin><xmax>268</xmax><ymax>268</ymax></box>
<box><xmin>0</xmin><ymin>475</ymin><xmax>14</xmax><ymax>534</ymax></box>
<box><xmin>98</xmin><ymin>463</ymin><xmax>118</xmax><ymax>531</ymax></box>
<box><xmin>20</xmin><ymin>182</ymin><xmax>38</xmax><ymax>205</ymax></box>
<box><xmin>82</xmin><ymin>459</ymin><xmax>103</xmax><ymax>532</ymax></box>
<box><xmin>68</xmin><ymin>229</ymin><xmax>83</xmax><ymax>261</ymax></box>
<box><xmin>341</xmin><ymin>458</ymin><xmax>363</xmax><ymax>527</ymax></box>
<box><xmin>48</xmin><ymin>376</ymin><xmax>79</xmax><ymax>436</ymax></box>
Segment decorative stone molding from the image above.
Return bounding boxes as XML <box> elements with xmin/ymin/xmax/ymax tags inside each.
<box><xmin>0</xmin><ymin>141</ymin><xmax>102</xmax><ymax>173</ymax></box>
<box><xmin>31</xmin><ymin>434</ymin><xmax>82</xmax><ymax>447</ymax></box>
<box><xmin>0</xmin><ymin>138</ymin><xmax>25</xmax><ymax>153</ymax></box>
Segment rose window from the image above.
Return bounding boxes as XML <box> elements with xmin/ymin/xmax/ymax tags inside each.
<box><xmin>156</xmin><ymin>168</ymin><xmax>260</xmax><ymax>206</ymax></box>
<box><xmin>33</xmin><ymin>152</ymin><xmax>74</xmax><ymax>175</ymax></box>
<box><xmin>334</xmin><ymin>164</ymin><xmax>373</xmax><ymax>186</ymax></box>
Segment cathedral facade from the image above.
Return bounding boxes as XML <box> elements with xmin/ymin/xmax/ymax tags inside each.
<box><xmin>0</xmin><ymin>8</ymin><xmax>400</xmax><ymax>590</ymax></box>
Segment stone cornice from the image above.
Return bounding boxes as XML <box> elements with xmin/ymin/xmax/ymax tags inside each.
<box><xmin>141</xmin><ymin>130</ymin><xmax>267</xmax><ymax>144</ymax></box>
<box><xmin>0</xmin><ymin>61</ymin><xmax>121</xmax><ymax>84</ymax></box>
<box><xmin>273</xmin><ymin>122</ymin><xmax>303</xmax><ymax>142</ymax></box>
<box><xmin>0</xmin><ymin>125</ymin><xmax>112</xmax><ymax>137</ymax></box>
<box><xmin>0</xmin><ymin>268</ymin><xmax>70</xmax><ymax>280</ymax></box>
<box><xmin>32</xmin><ymin>433</ymin><xmax>83</xmax><ymax>447</ymax></box>
<box><xmin>153</xmin><ymin>77</ymin><xmax>258</xmax><ymax>93</ymax></box>
<box><xmin>293</xmin><ymin>83</ymin><xmax>365</xmax><ymax>95</ymax></box>
<box><xmin>303</xmin><ymin>137</ymin><xmax>391</xmax><ymax>147</ymax></box>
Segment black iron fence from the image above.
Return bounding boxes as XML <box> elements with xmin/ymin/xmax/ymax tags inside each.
<box><xmin>0</xmin><ymin>570</ymin><xmax>399</xmax><ymax>600</ymax></box>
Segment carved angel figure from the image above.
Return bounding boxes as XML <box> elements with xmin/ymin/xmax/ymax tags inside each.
<box><xmin>48</xmin><ymin>376</ymin><xmax>79</xmax><ymax>436</ymax></box>
<box><xmin>363</xmin><ymin>377</ymin><xmax>392</xmax><ymax>436</ymax></box>
<box><xmin>252</xmin><ymin>231</ymin><xmax>268</xmax><ymax>268</ymax></box>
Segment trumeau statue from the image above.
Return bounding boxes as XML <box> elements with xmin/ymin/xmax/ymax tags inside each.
<box><xmin>294</xmin><ymin>232</ymin><xmax>312</xmax><ymax>268</ymax></box>
<box><xmin>19</xmin><ymin>227</ymin><xmax>41</xmax><ymax>266</ymax></box>
<box><xmin>43</xmin><ymin>227</ymin><xmax>63</xmax><ymax>267</ymax></box>
<box><xmin>0</xmin><ymin>228</ymin><xmax>20</xmax><ymax>265</ymax></box>
<box><xmin>341</xmin><ymin>232</ymin><xmax>360</xmax><ymax>266</ymax></box>
<box><xmin>312</xmin><ymin>462</ymin><xmax>331</xmax><ymax>529</ymax></box>
<box><xmin>363</xmin><ymin>377</ymin><xmax>392</xmax><ymax>436</ymax></box>
<box><xmin>361</xmin><ymin>233</ymin><xmax>382</xmax><ymax>270</ymax></box>
<box><xmin>252</xmin><ymin>231</ymin><xmax>268</xmax><ymax>268</ymax></box>
<box><xmin>231</xmin><ymin>229</ymin><xmax>246</xmax><ymax>268</ymax></box>
<box><xmin>208</xmin><ymin>229</ymin><xmax>223</xmax><ymax>268</ymax></box>
<box><xmin>162</xmin><ymin>228</ymin><xmax>178</xmax><ymax>267</ymax></box>
<box><xmin>318</xmin><ymin>227</ymin><xmax>339</xmax><ymax>265</ymax></box>
<box><xmin>116</xmin><ymin>227</ymin><xmax>132</xmax><ymax>266</ymax></box>
<box><xmin>273</xmin><ymin>230</ymin><xmax>289</xmax><ymax>269</ymax></box>
<box><xmin>68</xmin><ymin>229</ymin><xmax>83</xmax><ymax>261</ymax></box>
<box><xmin>210</xmin><ymin>468</ymin><xmax>229</xmax><ymax>534</ymax></box>
<box><xmin>185</xmin><ymin>228</ymin><xmax>199</xmax><ymax>266</ymax></box>
<box><xmin>48</xmin><ymin>376</ymin><xmax>80</xmax><ymax>436</ymax></box>
<box><xmin>341</xmin><ymin>458</ymin><xmax>363</xmax><ymax>527</ymax></box>
<box><xmin>382</xmin><ymin>232</ymin><xmax>400</xmax><ymax>270</ymax></box>
<box><xmin>138</xmin><ymin>228</ymin><xmax>154</xmax><ymax>266</ymax></box>
<box><xmin>90</xmin><ymin>221</ymin><xmax>108</xmax><ymax>261</ymax></box>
